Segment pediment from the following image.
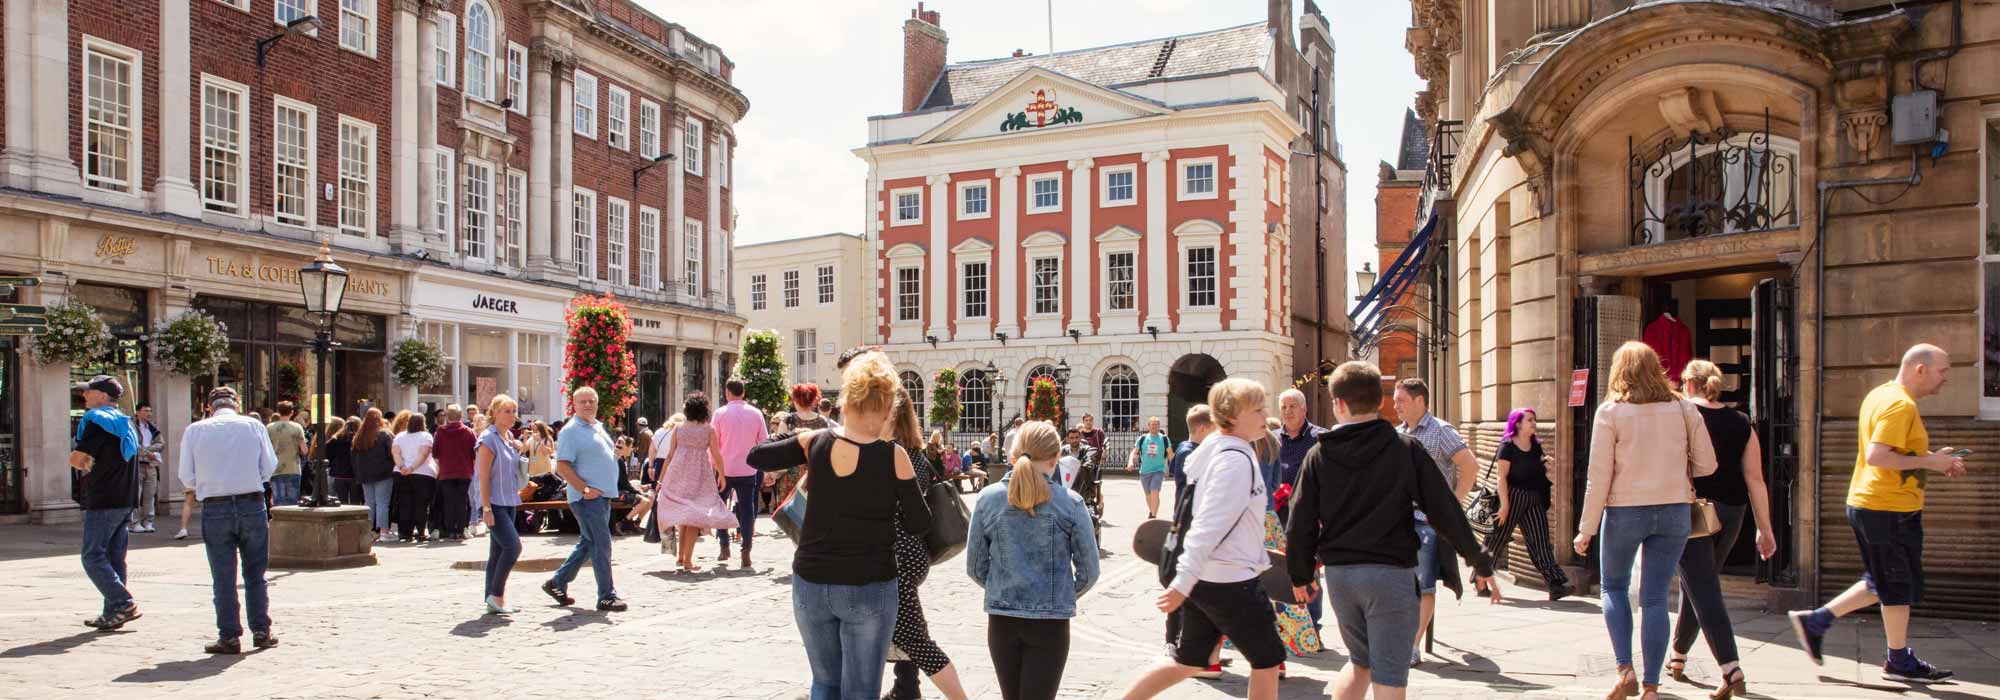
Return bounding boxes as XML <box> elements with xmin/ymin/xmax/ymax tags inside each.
<box><xmin>950</xmin><ymin>237</ymin><xmax>995</xmax><ymax>254</ymax></box>
<box><xmin>915</xmin><ymin>68</ymin><xmax>1171</xmax><ymax>145</ymax></box>
<box><xmin>1095</xmin><ymin>225</ymin><xmax>1142</xmax><ymax>243</ymax></box>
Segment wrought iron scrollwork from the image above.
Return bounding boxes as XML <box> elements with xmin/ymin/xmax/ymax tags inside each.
<box><xmin>1628</xmin><ymin>110</ymin><xmax>1796</xmax><ymax>245</ymax></box>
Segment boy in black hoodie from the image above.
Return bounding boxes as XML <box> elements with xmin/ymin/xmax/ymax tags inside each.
<box><xmin>1285</xmin><ymin>361</ymin><xmax>1501</xmax><ymax>699</ymax></box>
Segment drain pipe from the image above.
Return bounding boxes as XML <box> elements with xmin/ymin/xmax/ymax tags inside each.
<box><xmin>1808</xmin><ymin>150</ymin><xmax>1920</xmax><ymax>577</ymax></box>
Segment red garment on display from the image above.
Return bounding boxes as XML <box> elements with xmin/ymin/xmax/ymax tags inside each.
<box><xmin>1643</xmin><ymin>313</ymin><xmax>1694</xmax><ymax>381</ymax></box>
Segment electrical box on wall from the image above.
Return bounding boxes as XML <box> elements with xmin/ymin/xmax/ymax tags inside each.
<box><xmin>1891</xmin><ymin>90</ymin><xmax>1939</xmax><ymax>145</ymax></box>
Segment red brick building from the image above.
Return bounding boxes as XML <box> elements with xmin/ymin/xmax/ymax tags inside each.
<box><xmin>1367</xmin><ymin>109</ymin><xmax>1427</xmax><ymax>422</ymax></box>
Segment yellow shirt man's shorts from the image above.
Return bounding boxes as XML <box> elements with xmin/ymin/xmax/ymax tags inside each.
<box><xmin>1845</xmin><ymin>382</ymin><xmax>1928</xmax><ymax>606</ymax></box>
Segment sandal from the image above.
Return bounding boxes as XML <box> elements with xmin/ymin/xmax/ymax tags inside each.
<box><xmin>1607</xmin><ymin>665</ymin><xmax>1638</xmax><ymax>700</ymax></box>
<box><xmin>1709</xmin><ymin>667</ymin><xmax>1746</xmax><ymax>700</ymax></box>
<box><xmin>1667</xmin><ymin>656</ymin><xmax>1689</xmax><ymax>683</ymax></box>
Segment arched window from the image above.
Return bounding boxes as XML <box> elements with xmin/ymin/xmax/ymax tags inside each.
<box><xmin>463</xmin><ymin>1</ymin><xmax>496</xmax><ymax>101</ymax></box>
<box><xmin>957</xmin><ymin>369</ymin><xmax>991</xmax><ymax>436</ymax></box>
<box><xmin>900</xmin><ymin>370</ymin><xmax>926</xmax><ymax>425</ymax></box>
<box><xmin>1633</xmin><ymin>129</ymin><xmax>1798</xmax><ymax>245</ymax></box>
<box><xmin>1025</xmin><ymin>364</ymin><xmax>1057</xmax><ymax>416</ymax></box>
<box><xmin>1100</xmin><ymin>364</ymin><xmax>1139</xmax><ymax>433</ymax></box>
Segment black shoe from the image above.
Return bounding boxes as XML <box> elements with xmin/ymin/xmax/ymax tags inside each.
<box><xmin>252</xmin><ymin>631</ymin><xmax>279</xmax><ymax>649</ymax></box>
<box><xmin>1549</xmin><ymin>583</ymin><xmax>1573</xmax><ymax>602</ymax></box>
<box><xmin>91</xmin><ymin>605</ymin><xmax>141</xmax><ymax>632</ymax></box>
<box><xmin>596</xmin><ymin>596</ymin><xmax>628</xmax><ymax>612</ymax></box>
<box><xmin>541</xmin><ymin>581</ymin><xmax>575</xmax><ymax>606</ymax></box>
<box><xmin>204</xmin><ymin>637</ymin><xmax>241</xmax><ymax>654</ymax></box>
<box><xmin>1787</xmin><ymin>610</ymin><xmax>1827</xmax><ymax>666</ymax></box>
<box><xmin>1883</xmin><ymin>654</ymin><xmax>1954</xmax><ymax>683</ymax></box>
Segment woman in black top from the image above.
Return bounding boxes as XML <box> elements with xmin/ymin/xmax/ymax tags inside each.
<box><xmin>1668</xmin><ymin>361</ymin><xmax>1776</xmax><ymax>699</ymax></box>
<box><xmin>746</xmin><ymin>352</ymin><xmax>930</xmax><ymax>700</ymax></box>
<box><xmin>351</xmin><ymin>408</ymin><xmax>399</xmax><ymax>541</ymax></box>
<box><xmin>325</xmin><ymin>417</ymin><xmax>362</xmax><ymax>505</ymax></box>
<box><xmin>1480</xmin><ymin>407</ymin><xmax>1572</xmax><ymax>599</ymax></box>
<box><xmin>883</xmin><ymin>388</ymin><xmax>970</xmax><ymax>700</ymax></box>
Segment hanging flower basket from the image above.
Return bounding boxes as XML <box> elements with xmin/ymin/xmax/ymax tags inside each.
<box><xmin>150</xmin><ymin>309</ymin><xmax>230</xmax><ymax>377</ymax></box>
<box><xmin>562</xmin><ymin>293</ymin><xmax>639</xmax><ymax>423</ymax></box>
<box><xmin>31</xmin><ymin>299</ymin><xmax>114</xmax><ymax>366</ymax></box>
<box><xmin>391</xmin><ymin>338</ymin><xmax>449</xmax><ymax>388</ymax></box>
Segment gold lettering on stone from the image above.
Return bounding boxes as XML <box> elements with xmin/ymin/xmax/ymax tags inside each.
<box><xmin>93</xmin><ymin>235</ymin><xmax>138</xmax><ymax>259</ymax></box>
<box><xmin>203</xmin><ymin>255</ymin><xmax>391</xmax><ymax>297</ymax></box>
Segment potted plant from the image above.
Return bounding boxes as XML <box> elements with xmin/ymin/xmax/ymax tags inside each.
<box><xmin>150</xmin><ymin>309</ymin><xmax>230</xmax><ymax>377</ymax></box>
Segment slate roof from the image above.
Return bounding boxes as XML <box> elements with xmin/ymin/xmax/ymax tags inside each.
<box><xmin>1396</xmin><ymin>109</ymin><xmax>1429</xmax><ymax>172</ymax></box>
<box><xmin>919</xmin><ymin>23</ymin><xmax>1272</xmax><ymax>110</ymax></box>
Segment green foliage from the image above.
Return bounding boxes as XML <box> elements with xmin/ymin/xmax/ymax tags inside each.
<box><xmin>1026</xmin><ymin>375</ymin><xmax>1061</xmax><ymax>422</ymax></box>
<box><xmin>30</xmin><ymin>299</ymin><xmax>114</xmax><ymax>366</ymax></box>
<box><xmin>150</xmin><ymin>309</ymin><xmax>230</xmax><ymax>377</ymax></box>
<box><xmin>928</xmin><ymin>367</ymin><xmax>961</xmax><ymax>430</ymax></box>
<box><xmin>390</xmin><ymin>338</ymin><xmax>449</xmax><ymax>388</ymax></box>
<box><xmin>737</xmin><ymin>329</ymin><xmax>789</xmax><ymax>416</ymax></box>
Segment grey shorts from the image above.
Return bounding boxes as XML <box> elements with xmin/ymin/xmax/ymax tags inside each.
<box><xmin>1138</xmin><ymin>471</ymin><xmax>1165</xmax><ymax>494</ymax></box>
<box><xmin>1325</xmin><ymin>564</ymin><xmax>1421</xmax><ymax>688</ymax></box>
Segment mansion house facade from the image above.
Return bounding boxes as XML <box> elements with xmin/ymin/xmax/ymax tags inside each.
<box><xmin>858</xmin><ymin>4</ymin><xmax>1344</xmax><ymax>440</ymax></box>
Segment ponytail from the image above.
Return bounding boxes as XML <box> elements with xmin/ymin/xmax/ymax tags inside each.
<box><xmin>1005</xmin><ymin>421</ymin><xmax>1062</xmax><ymax>515</ymax></box>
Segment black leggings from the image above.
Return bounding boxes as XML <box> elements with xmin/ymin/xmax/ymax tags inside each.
<box><xmin>435</xmin><ymin>478</ymin><xmax>471</xmax><ymax>538</ymax></box>
<box><xmin>988</xmin><ymin>615</ymin><xmax>1069</xmax><ymax>700</ymax></box>
<box><xmin>1674</xmin><ymin>502</ymin><xmax>1747</xmax><ymax>663</ymax></box>
<box><xmin>1482</xmin><ymin>487</ymin><xmax>1569</xmax><ymax>589</ymax></box>
<box><xmin>393</xmin><ymin>474</ymin><xmax>436</xmax><ymax>540</ymax></box>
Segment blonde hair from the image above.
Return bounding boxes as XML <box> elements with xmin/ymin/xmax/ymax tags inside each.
<box><xmin>839</xmin><ymin>351</ymin><xmax>899</xmax><ymax>418</ymax></box>
<box><xmin>1680</xmin><ymin>359</ymin><xmax>1724</xmax><ymax>401</ymax></box>
<box><xmin>1207</xmin><ymin>378</ymin><xmax>1268</xmax><ymax>430</ymax></box>
<box><xmin>665</xmin><ymin>413</ymin><xmax>687</xmax><ymax>432</ymax></box>
<box><xmin>890</xmin><ymin>387</ymin><xmax>925</xmax><ymax>452</ymax></box>
<box><xmin>390</xmin><ymin>409</ymin><xmax>412</xmax><ymax>435</ymax></box>
<box><xmin>487</xmin><ymin>394</ymin><xmax>518</xmax><ymax>419</ymax></box>
<box><xmin>1608</xmin><ymin>341</ymin><xmax>1679</xmax><ymax>404</ymax></box>
<box><xmin>1006</xmin><ymin>421</ymin><xmax>1062</xmax><ymax>515</ymax></box>
<box><xmin>1185</xmin><ymin>404</ymin><xmax>1214</xmax><ymax>432</ymax></box>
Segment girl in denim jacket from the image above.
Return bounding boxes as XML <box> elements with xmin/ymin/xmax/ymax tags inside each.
<box><xmin>966</xmin><ymin>421</ymin><xmax>1100</xmax><ymax>700</ymax></box>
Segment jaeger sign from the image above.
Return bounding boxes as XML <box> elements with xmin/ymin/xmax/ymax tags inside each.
<box><xmin>471</xmin><ymin>294</ymin><xmax>519</xmax><ymax>314</ymax></box>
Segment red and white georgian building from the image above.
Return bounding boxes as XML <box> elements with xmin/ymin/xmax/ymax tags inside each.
<box><xmin>858</xmin><ymin>5</ymin><xmax>1342</xmax><ymax>438</ymax></box>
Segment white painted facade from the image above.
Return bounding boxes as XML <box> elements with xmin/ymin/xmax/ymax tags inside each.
<box><xmin>732</xmin><ymin>233</ymin><xmax>872</xmax><ymax>389</ymax></box>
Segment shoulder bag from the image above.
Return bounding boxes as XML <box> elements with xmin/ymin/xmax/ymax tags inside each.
<box><xmin>1681</xmin><ymin>399</ymin><xmax>1722</xmax><ymax>539</ymax></box>
<box><xmin>1464</xmin><ymin>451</ymin><xmax>1502</xmax><ymax>528</ymax></box>
<box><xmin>924</xmin><ymin>478</ymin><xmax>970</xmax><ymax>565</ymax></box>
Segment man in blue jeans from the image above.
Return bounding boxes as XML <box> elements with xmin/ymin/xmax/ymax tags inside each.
<box><xmin>1391</xmin><ymin>378</ymin><xmax>1479</xmax><ymax>667</ymax></box>
<box><xmin>544</xmin><ymin>387</ymin><xmax>628</xmax><ymax>611</ymax></box>
<box><xmin>177</xmin><ymin>386</ymin><xmax>281</xmax><ymax>653</ymax></box>
<box><xmin>71</xmin><ymin>375</ymin><xmax>142</xmax><ymax>632</ymax></box>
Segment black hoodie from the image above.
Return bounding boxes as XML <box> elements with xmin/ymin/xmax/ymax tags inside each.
<box><xmin>1284</xmin><ymin>419</ymin><xmax>1493</xmax><ymax>586</ymax></box>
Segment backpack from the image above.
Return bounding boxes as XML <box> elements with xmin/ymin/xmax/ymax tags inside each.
<box><xmin>1157</xmin><ymin>446</ymin><xmax>1257</xmax><ymax>589</ymax></box>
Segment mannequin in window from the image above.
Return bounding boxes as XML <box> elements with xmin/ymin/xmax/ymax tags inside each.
<box><xmin>1643</xmin><ymin>302</ymin><xmax>1693</xmax><ymax>381</ymax></box>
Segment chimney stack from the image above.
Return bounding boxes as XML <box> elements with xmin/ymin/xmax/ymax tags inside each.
<box><xmin>902</xmin><ymin>3</ymin><xmax>947</xmax><ymax>112</ymax></box>
<box><xmin>1012</xmin><ymin>49</ymin><xmax>1026</xmax><ymax>58</ymax></box>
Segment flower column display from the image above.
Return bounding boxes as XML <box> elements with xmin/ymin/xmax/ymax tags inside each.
<box><xmin>736</xmin><ymin>329</ymin><xmax>788</xmax><ymax>416</ymax></box>
<box><xmin>929</xmin><ymin>367</ymin><xmax>961</xmax><ymax>434</ymax></box>
<box><xmin>562</xmin><ymin>293</ymin><xmax>639</xmax><ymax>423</ymax></box>
<box><xmin>1026</xmin><ymin>375</ymin><xmax>1061</xmax><ymax>423</ymax></box>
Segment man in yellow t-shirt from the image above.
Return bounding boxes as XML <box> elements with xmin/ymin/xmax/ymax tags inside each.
<box><xmin>1788</xmin><ymin>344</ymin><xmax>1966</xmax><ymax>683</ymax></box>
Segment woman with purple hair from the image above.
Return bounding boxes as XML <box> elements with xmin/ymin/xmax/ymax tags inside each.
<box><xmin>1481</xmin><ymin>407</ymin><xmax>1573</xmax><ymax>600</ymax></box>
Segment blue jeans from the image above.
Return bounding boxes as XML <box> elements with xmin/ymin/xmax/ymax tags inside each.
<box><xmin>361</xmin><ymin>479</ymin><xmax>394</xmax><ymax>530</ymax></box>
<box><xmin>548</xmin><ymin>497</ymin><xmax>616</xmax><ymax>602</ymax></box>
<box><xmin>717</xmin><ymin>475</ymin><xmax>759</xmax><ymax>550</ymax></box>
<box><xmin>486</xmin><ymin>505</ymin><xmax>521</xmax><ymax>598</ymax></box>
<box><xmin>269</xmin><ymin>474</ymin><xmax>302</xmax><ymax>506</ymax></box>
<box><xmin>80</xmin><ymin>508</ymin><xmax>134</xmax><ymax>616</ymax></box>
<box><xmin>201</xmin><ymin>496</ymin><xmax>271</xmax><ymax>639</ymax></box>
<box><xmin>1413</xmin><ymin>521</ymin><xmax>1440</xmax><ymax>594</ymax></box>
<box><xmin>1598</xmin><ymin>503</ymin><xmax>1691</xmax><ymax>686</ymax></box>
<box><xmin>792</xmin><ymin>575</ymin><xmax>898</xmax><ymax>700</ymax></box>
<box><xmin>467</xmin><ymin>479</ymin><xmax>483</xmax><ymax>528</ymax></box>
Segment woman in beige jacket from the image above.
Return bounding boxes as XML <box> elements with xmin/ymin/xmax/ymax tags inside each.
<box><xmin>1573</xmin><ymin>341</ymin><xmax>1717</xmax><ymax>700</ymax></box>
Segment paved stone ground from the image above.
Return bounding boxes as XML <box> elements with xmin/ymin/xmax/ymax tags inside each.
<box><xmin>2</xmin><ymin>477</ymin><xmax>1994</xmax><ymax>700</ymax></box>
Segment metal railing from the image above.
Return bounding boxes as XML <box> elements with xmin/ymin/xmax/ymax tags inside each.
<box><xmin>1418</xmin><ymin>119</ymin><xmax>1463</xmax><ymax>224</ymax></box>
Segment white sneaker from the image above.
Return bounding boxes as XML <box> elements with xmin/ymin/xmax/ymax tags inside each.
<box><xmin>140</xmin><ymin>523</ymin><xmax>156</xmax><ymax>533</ymax></box>
<box><xmin>173</xmin><ymin>528</ymin><xmax>189</xmax><ymax>540</ymax></box>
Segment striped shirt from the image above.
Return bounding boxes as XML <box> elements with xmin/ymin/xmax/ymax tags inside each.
<box><xmin>1399</xmin><ymin>412</ymin><xmax>1468</xmax><ymax>522</ymax></box>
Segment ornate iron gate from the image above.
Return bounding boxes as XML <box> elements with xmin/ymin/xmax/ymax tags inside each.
<box><xmin>1752</xmin><ymin>277</ymin><xmax>1800</xmax><ymax>586</ymax></box>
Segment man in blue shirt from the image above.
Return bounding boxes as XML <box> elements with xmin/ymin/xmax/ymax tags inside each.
<box><xmin>543</xmin><ymin>387</ymin><xmax>627</xmax><ymax>612</ymax></box>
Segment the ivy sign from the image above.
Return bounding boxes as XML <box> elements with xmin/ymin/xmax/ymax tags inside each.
<box><xmin>1000</xmin><ymin>88</ymin><xmax>1084</xmax><ymax>132</ymax></box>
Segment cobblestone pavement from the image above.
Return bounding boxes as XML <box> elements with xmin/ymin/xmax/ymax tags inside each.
<box><xmin>2</xmin><ymin>477</ymin><xmax>1994</xmax><ymax>700</ymax></box>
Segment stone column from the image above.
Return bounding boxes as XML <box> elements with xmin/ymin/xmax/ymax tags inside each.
<box><xmin>415</xmin><ymin>5</ymin><xmax>440</xmax><ymax>252</ymax></box>
<box><xmin>151</xmin><ymin>0</ymin><xmax>201</xmax><ymax>216</ymax></box>
<box><xmin>707</xmin><ymin>133</ymin><xmax>725</xmax><ymax>303</ymax></box>
<box><xmin>1067</xmin><ymin>158</ymin><xmax>1093</xmax><ymax>336</ymax></box>
<box><xmin>390</xmin><ymin>315</ymin><xmax>421</xmax><ymax>411</ymax></box>
<box><xmin>1228</xmin><ymin>143</ymin><xmax>1267</xmax><ymax>332</ymax></box>
<box><xmin>1141</xmin><ymin>151</ymin><xmax>1171</xmax><ymax>332</ymax></box>
<box><xmin>525</xmin><ymin>41</ymin><xmax>556</xmax><ymax>277</ymax></box>
<box><xmin>390</xmin><ymin>0</ymin><xmax>422</xmax><ymax>243</ymax></box>
<box><xmin>995</xmin><ymin>166</ymin><xmax>1021</xmax><ymax>339</ymax></box>
<box><xmin>665</xmin><ymin>346</ymin><xmax>684</xmax><ymax>402</ymax></box>
<box><xmin>925</xmin><ymin>174</ymin><xmax>950</xmax><ymax>341</ymax></box>
<box><xmin>1532</xmin><ymin>0</ymin><xmax>1587</xmax><ymax>39</ymax></box>
<box><xmin>553</xmin><ymin>68</ymin><xmax>574</xmax><ymax>274</ymax></box>
<box><xmin>0</xmin><ymin>0</ymin><xmax>81</xmax><ymax>196</ymax></box>
<box><xmin>152</xmin><ymin>287</ymin><xmax>198</xmax><ymax>502</ymax></box>
<box><xmin>504</xmin><ymin>328</ymin><xmax>519</xmax><ymax>412</ymax></box>
<box><xmin>667</xmin><ymin>115</ymin><xmax>686</xmax><ymax>299</ymax></box>
<box><xmin>24</xmin><ymin>272</ymin><xmax>77</xmax><ymax>523</ymax></box>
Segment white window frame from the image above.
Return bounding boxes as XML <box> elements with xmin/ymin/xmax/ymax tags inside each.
<box><xmin>717</xmin><ymin>136</ymin><xmax>730</xmax><ymax>186</ymax></box>
<box><xmin>463</xmin><ymin>1</ymin><xmax>497</xmax><ymax>102</ymax></box>
<box><xmin>462</xmin><ymin>157</ymin><xmax>495</xmax><ymax>262</ymax></box>
<box><xmin>1174</xmin><ymin>221</ymin><xmax>1224</xmax><ymax>328</ymax></box>
<box><xmin>275</xmin><ymin>0</ymin><xmax>314</xmax><ymax>26</ymax></box>
<box><xmin>1266</xmin><ymin>160</ymin><xmax>1283</xmax><ymax>205</ymax></box>
<box><xmin>794</xmin><ymin>329</ymin><xmax>818</xmax><ymax>383</ymax></box>
<box><xmin>605</xmin><ymin>85</ymin><xmax>631</xmax><ymax>151</ymax></box>
<box><xmin>1029</xmin><ymin>256</ymin><xmax>1062</xmax><ymax>316</ymax></box>
<box><xmin>1027</xmin><ymin>173</ymin><xmax>1063</xmax><ymax>214</ymax></box>
<box><xmin>749</xmin><ymin>273</ymin><xmax>768</xmax><ymax>311</ymax></box>
<box><xmin>215</xmin><ymin>0</ymin><xmax>248</xmax><ymax>11</ymax></box>
<box><xmin>572</xmin><ymin>71</ymin><xmax>598</xmax><ymax>139</ymax></box>
<box><xmin>79</xmin><ymin>37</ymin><xmax>144</xmax><ymax>195</ymax></box>
<box><xmin>605</xmin><ymin>197</ymin><xmax>629</xmax><ymax>284</ymax></box>
<box><xmin>339</xmin><ymin>0</ymin><xmax>375</xmax><ymax>56</ymax></box>
<box><xmin>1178</xmin><ymin>156</ymin><xmax>1219</xmax><ymax>201</ymax></box>
<box><xmin>199</xmin><ymin>74</ymin><xmax>250</xmax><ymax>216</ymax></box>
<box><xmin>337</xmin><ymin>116</ymin><xmax>377</xmax><ymax>236</ymax></box>
<box><xmin>572</xmin><ymin>187</ymin><xmax>597</xmax><ymax>279</ymax></box>
<box><xmin>682</xmin><ymin>117</ymin><xmax>705</xmax><ymax>175</ymax></box>
<box><xmin>816</xmin><ymin>264</ymin><xmax>835</xmax><ymax>306</ymax></box>
<box><xmin>506</xmin><ymin>42</ymin><xmax>528</xmax><ymax>114</ymax></box>
<box><xmin>1105</xmin><ymin>250</ymin><xmax>1136</xmax><ymax>311</ymax></box>
<box><xmin>956</xmin><ymin>180</ymin><xmax>991</xmax><ymax>220</ymax></box>
<box><xmin>1101</xmin><ymin>164</ymin><xmax>1138</xmax><ymax>207</ymax></box>
<box><xmin>1095</xmin><ymin>226</ymin><xmax>1142</xmax><ymax>332</ymax></box>
<box><xmin>271</xmin><ymin>96</ymin><xmax>317</xmax><ymax>229</ymax></box>
<box><xmin>683</xmin><ymin>218</ymin><xmax>704</xmax><ymax>298</ymax></box>
<box><xmin>890</xmin><ymin>187</ymin><xmax>923</xmax><ymax>226</ymax></box>
<box><xmin>1099</xmin><ymin>365</ymin><xmax>1141</xmax><ymax>434</ymax></box>
<box><xmin>960</xmin><ymin>260</ymin><xmax>989</xmax><ymax>319</ymax></box>
<box><xmin>894</xmin><ymin>265</ymin><xmax>923</xmax><ymax>324</ymax></box>
<box><xmin>434</xmin><ymin>12</ymin><xmax>456</xmax><ymax>87</ymax></box>
<box><xmin>433</xmin><ymin>146</ymin><xmax>455</xmax><ymax>239</ymax></box>
<box><xmin>638</xmin><ymin>99</ymin><xmax>661</xmax><ymax>159</ymax></box>
<box><xmin>782</xmin><ymin>269</ymin><xmax>800</xmax><ymax>309</ymax></box>
<box><xmin>638</xmin><ymin>205</ymin><xmax>661</xmax><ymax>290</ymax></box>
<box><xmin>504</xmin><ymin>168</ymin><xmax>526</xmax><ymax>268</ymax></box>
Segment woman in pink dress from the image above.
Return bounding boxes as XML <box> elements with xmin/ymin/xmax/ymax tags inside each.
<box><xmin>654</xmin><ymin>394</ymin><xmax>739</xmax><ymax>572</ymax></box>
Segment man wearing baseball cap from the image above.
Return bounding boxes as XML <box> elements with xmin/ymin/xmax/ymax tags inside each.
<box><xmin>179</xmin><ymin>385</ymin><xmax>281</xmax><ymax>653</ymax></box>
<box><xmin>71</xmin><ymin>374</ymin><xmax>142</xmax><ymax>631</ymax></box>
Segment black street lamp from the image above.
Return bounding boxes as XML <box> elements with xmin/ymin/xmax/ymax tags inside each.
<box><xmin>986</xmin><ymin>360</ymin><xmax>1008</xmax><ymax>433</ymax></box>
<box><xmin>1054</xmin><ymin>358</ymin><xmax>1072</xmax><ymax>427</ymax></box>
<box><xmin>297</xmin><ymin>238</ymin><xmax>348</xmax><ymax>508</ymax></box>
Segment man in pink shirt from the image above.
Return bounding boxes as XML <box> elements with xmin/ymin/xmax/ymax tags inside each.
<box><xmin>711</xmin><ymin>378</ymin><xmax>768</xmax><ymax>568</ymax></box>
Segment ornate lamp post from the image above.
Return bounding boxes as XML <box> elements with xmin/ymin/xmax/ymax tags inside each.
<box><xmin>297</xmin><ymin>239</ymin><xmax>348</xmax><ymax>508</ymax></box>
<box><xmin>986</xmin><ymin>360</ymin><xmax>1008</xmax><ymax>435</ymax></box>
<box><xmin>1053</xmin><ymin>358</ymin><xmax>1072</xmax><ymax>428</ymax></box>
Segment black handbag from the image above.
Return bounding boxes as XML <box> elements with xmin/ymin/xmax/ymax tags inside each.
<box><xmin>1465</xmin><ymin>454</ymin><xmax>1501</xmax><ymax>528</ymax></box>
<box><xmin>924</xmin><ymin>480</ymin><xmax>969</xmax><ymax>565</ymax></box>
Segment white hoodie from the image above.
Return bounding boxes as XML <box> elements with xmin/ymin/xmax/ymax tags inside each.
<box><xmin>1169</xmin><ymin>433</ymin><xmax>1269</xmax><ymax>595</ymax></box>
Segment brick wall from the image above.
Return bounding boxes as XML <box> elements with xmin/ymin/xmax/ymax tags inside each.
<box><xmin>69</xmin><ymin>0</ymin><xmax>164</xmax><ymax>195</ymax></box>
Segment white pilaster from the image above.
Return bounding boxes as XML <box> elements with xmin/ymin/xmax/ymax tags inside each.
<box><xmin>926</xmin><ymin>173</ymin><xmax>951</xmax><ymax>340</ymax></box>
<box><xmin>391</xmin><ymin>3</ymin><xmax>422</xmax><ymax>243</ymax></box>
<box><xmin>554</xmin><ymin>74</ymin><xmax>574</xmax><ymax>271</ymax></box>
<box><xmin>996</xmin><ymin>166</ymin><xmax>1021</xmax><ymax>339</ymax></box>
<box><xmin>1228</xmin><ymin>142</ymin><xmax>1268</xmax><ymax>332</ymax></box>
<box><xmin>707</xmin><ymin>135</ymin><xmax>725</xmax><ymax>303</ymax></box>
<box><xmin>504</xmin><ymin>328</ymin><xmax>519</xmax><ymax>413</ymax></box>
<box><xmin>667</xmin><ymin>118</ymin><xmax>686</xmax><ymax>298</ymax></box>
<box><xmin>151</xmin><ymin>0</ymin><xmax>200</xmax><ymax>216</ymax></box>
<box><xmin>525</xmin><ymin>49</ymin><xmax>554</xmax><ymax>275</ymax></box>
<box><xmin>666</xmin><ymin>346</ymin><xmax>684</xmax><ymax>401</ymax></box>
<box><xmin>415</xmin><ymin>7</ymin><xmax>440</xmax><ymax>252</ymax></box>
<box><xmin>1</xmin><ymin>0</ymin><xmax>81</xmax><ymax>196</ymax></box>
<box><xmin>1067</xmin><ymin>158</ymin><xmax>1093</xmax><ymax>335</ymax></box>
<box><xmin>1142</xmin><ymin>151</ymin><xmax>1171</xmax><ymax>332</ymax></box>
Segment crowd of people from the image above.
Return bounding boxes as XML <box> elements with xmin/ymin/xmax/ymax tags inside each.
<box><xmin>57</xmin><ymin>337</ymin><xmax>1968</xmax><ymax>699</ymax></box>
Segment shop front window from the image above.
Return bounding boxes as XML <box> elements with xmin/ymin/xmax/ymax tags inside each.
<box><xmin>517</xmin><ymin>333</ymin><xmax>551</xmax><ymax>421</ymax></box>
<box><xmin>631</xmin><ymin>344</ymin><xmax>667</xmax><ymax>432</ymax></box>
<box><xmin>461</xmin><ymin>328</ymin><xmax>507</xmax><ymax>412</ymax></box>
<box><xmin>193</xmin><ymin>297</ymin><xmax>387</xmax><ymax>421</ymax></box>
<box><xmin>681</xmin><ymin>350</ymin><xmax>706</xmax><ymax>401</ymax></box>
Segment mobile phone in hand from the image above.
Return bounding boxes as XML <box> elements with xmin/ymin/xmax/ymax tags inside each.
<box><xmin>1950</xmin><ymin>448</ymin><xmax>1972</xmax><ymax>459</ymax></box>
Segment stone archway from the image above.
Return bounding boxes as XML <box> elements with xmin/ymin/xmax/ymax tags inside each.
<box><xmin>1166</xmin><ymin>353</ymin><xmax>1226</xmax><ymax>443</ymax></box>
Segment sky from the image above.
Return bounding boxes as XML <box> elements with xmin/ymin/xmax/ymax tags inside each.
<box><xmin>640</xmin><ymin>0</ymin><xmax>1424</xmax><ymax>298</ymax></box>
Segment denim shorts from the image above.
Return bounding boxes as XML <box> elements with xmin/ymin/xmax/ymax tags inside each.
<box><xmin>1847</xmin><ymin>506</ymin><xmax>1924</xmax><ymax>606</ymax></box>
<box><xmin>1138</xmin><ymin>471</ymin><xmax>1165</xmax><ymax>494</ymax></box>
<box><xmin>1413</xmin><ymin>522</ymin><xmax>1440</xmax><ymax>594</ymax></box>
